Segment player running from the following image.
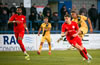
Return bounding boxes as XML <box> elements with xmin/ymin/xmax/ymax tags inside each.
<box><xmin>8</xmin><ymin>7</ymin><xmax>30</xmax><ymax>60</ymax></box>
<box><xmin>71</xmin><ymin>11</ymin><xmax>93</xmax><ymax>39</ymax></box>
<box><xmin>61</xmin><ymin>15</ymin><xmax>92</xmax><ymax>63</ymax></box>
<box><xmin>57</xmin><ymin>11</ymin><xmax>93</xmax><ymax>43</ymax></box>
<box><xmin>37</xmin><ymin>17</ymin><xmax>52</xmax><ymax>55</ymax></box>
<box><xmin>67</xmin><ymin>11</ymin><xmax>93</xmax><ymax>50</ymax></box>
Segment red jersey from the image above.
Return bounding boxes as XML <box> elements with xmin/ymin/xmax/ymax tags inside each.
<box><xmin>9</xmin><ymin>14</ymin><xmax>26</xmax><ymax>33</ymax></box>
<box><xmin>62</xmin><ymin>21</ymin><xmax>79</xmax><ymax>39</ymax></box>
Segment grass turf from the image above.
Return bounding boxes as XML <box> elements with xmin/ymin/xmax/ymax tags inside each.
<box><xmin>0</xmin><ymin>50</ymin><xmax>100</xmax><ymax>65</ymax></box>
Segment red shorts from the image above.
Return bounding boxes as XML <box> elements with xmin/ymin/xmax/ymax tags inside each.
<box><xmin>15</xmin><ymin>31</ymin><xmax>25</xmax><ymax>40</ymax></box>
<box><xmin>67</xmin><ymin>36</ymin><xmax>82</xmax><ymax>46</ymax></box>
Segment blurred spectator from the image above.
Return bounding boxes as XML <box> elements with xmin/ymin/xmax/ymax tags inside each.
<box><xmin>71</xmin><ymin>4</ymin><xmax>78</xmax><ymax>14</ymax></box>
<box><xmin>8</xmin><ymin>3</ymin><xmax>16</xmax><ymax>31</ymax></box>
<box><xmin>3</xmin><ymin>3</ymin><xmax>9</xmax><ymax>16</ymax></box>
<box><xmin>29</xmin><ymin>12</ymin><xmax>37</xmax><ymax>30</ymax></box>
<box><xmin>37</xmin><ymin>12</ymin><xmax>44</xmax><ymax>30</ymax></box>
<box><xmin>60</xmin><ymin>5</ymin><xmax>68</xmax><ymax>20</ymax></box>
<box><xmin>0</xmin><ymin>3</ymin><xmax>3</xmax><ymax>30</ymax></box>
<box><xmin>29</xmin><ymin>12</ymin><xmax>36</xmax><ymax>21</ymax></box>
<box><xmin>30</xmin><ymin>4</ymin><xmax>37</xmax><ymax>19</ymax></box>
<box><xmin>65</xmin><ymin>11</ymin><xmax>69</xmax><ymax>15</ymax></box>
<box><xmin>79</xmin><ymin>4</ymin><xmax>87</xmax><ymax>16</ymax></box>
<box><xmin>43</xmin><ymin>4</ymin><xmax>52</xmax><ymax>17</ymax></box>
<box><xmin>10</xmin><ymin>3</ymin><xmax>16</xmax><ymax>16</ymax></box>
<box><xmin>46</xmin><ymin>12</ymin><xmax>52</xmax><ymax>22</ymax></box>
<box><xmin>81</xmin><ymin>12</ymin><xmax>85</xmax><ymax>16</ymax></box>
<box><xmin>0</xmin><ymin>3</ymin><xmax>3</xmax><ymax>15</ymax></box>
<box><xmin>88</xmin><ymin>4</ymin><xmax>98</xmax><ymax>29</ymax></box>
<box><xmin>98</xmin><ymin>13</ymin><xmax>100</xmax><ymax>30</ymax></box>
<box><xmin>8</xmin><ymin>12</ymin><xmax>15</xmax><ymax>31</ymax></box>
<box><xmin>38</xmin><ymin>12</ymin><xmax>43</xmax><ymax>21</ymax></box>
<box><xmin>20</xmin><ymin>3</ymin><xmax>26</xmax><ymax>16</ymax></box>
<box><xmin>71</xmin><ymin>4</ymin><xmax>76</xmax><ymax>11</ymax></box>
<box><xmin>0</xmin><ymin>10</ymin><xmax>9</xmax><ymax>31</ymax></box>
<box><xmin>52</xmin><ymin>12</ymin><xmax>59</xmax><ymax>30</ymax></box>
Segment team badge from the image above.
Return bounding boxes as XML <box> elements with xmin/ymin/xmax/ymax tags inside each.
<box><xmin>22</xmin><ymin>18</ymin><xmax>24</xmax><ymax>20</ymax></box>
<box><xmin>72</xmin><ymin>26</ymin><xmax>75</xmax><ymax>29</ymax></box>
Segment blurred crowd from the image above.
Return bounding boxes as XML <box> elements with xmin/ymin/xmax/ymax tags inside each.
<box><xmin>0</xmin><ymin>2</ymin><xmax>100</xmax><ymax>32</ymax></box>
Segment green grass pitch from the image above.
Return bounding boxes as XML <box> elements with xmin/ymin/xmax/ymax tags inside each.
<box><xmin>0</xmin><ymin>50</ymin><xmax>100</xmax><ymax>65</ymax></box>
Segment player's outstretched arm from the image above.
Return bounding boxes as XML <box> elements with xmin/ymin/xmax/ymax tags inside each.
<box><xmin>24</xmin><ymin>23</ymin><xmax>29</xmax><ymax>34</ymax></box>
<box><xmin>8</xmin><ymin>15</ymin><xmax>20</xmax><ymax>24</ymax></box>
<box><xmin>8</xmin><ymin>21</ymin><xmax>15</xmax><ymax>24</ymax></box>
<box><xmin>38</xmin><ymin>28</ymin><xmax>41</xmax><ymax>36</ymax></box>
<box><xmin>57</xmin><ymin>23</ymin><xmax>67</xmax><ymax>43</ymax></box>
<box><xmin>61</xmin><ymin>32</ymin><xmax>67</xmax><ymax>37</ymax></box>
<box><xmin>57</xmin><ymin>32</ymin><xmax>67</xmax><ymax>43</ymax></box>
<box><xmin>87</xmin><ymin>18</ymin><xmax>93</xmax><ymax>33</ymax></box>
<box><xmin>8</xmin><ymin>21</ymin><xmax>11</xmax><ymax>24</ymax></box>
<box><xmin>8</xmin><ymin>21</ymin><xmax>20</xmax><ymax>24</ymax></box>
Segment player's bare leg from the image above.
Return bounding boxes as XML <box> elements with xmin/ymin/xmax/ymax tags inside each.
<box><xmin>48</xmin><ymin>42</ymin><xmax>51</xmax><ymax>55</ymax></box>
<box><xmin>37</xmin><ymin>42</ymin><xmax>43</xmax><ymax>55</ymax></box>
<box><xmin>18</xmin><ymin>37</ymin><xmax>30</xmax><ymax>60</ymax></box>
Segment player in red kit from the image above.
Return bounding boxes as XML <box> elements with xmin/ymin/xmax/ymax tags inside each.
<box><xmin>8</xmin><ymin>7</ymin><xmax>30</xmax><ymax>60</ymax></box>
<box><xmin>61</xmin><ymin>15</ymin><xmax>92</xmax><ymax>63</ymax></box>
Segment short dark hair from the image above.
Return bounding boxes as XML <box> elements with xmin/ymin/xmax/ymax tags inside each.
<box><xmin>91</xmin><ymin>4</ymin><xmax>95</xmax><ymax>7</ymax></box>
<box><xmin>17</xmin><ymin>7</ymin><xmax>21</xmax><ymax>9</ymax></box>
<box><xmin>17</xmin><ymin>7</ymin><xmax>22</xmax><ymax>11</ymax></box>
<box><xmin>62</xmin><ymin>4</ymin><xmax>66</xmax><ymax>7</ymax></box>
<box><xmin>71</xmin><ymin>11</ymin><xmax>76</xmax><ymax>13</ymax></box>
<box><xmin>64</xmin><ymin>14</ymin><xmax>71</xmax><ymax>17</ymax></box>
<box><xmin>53</xmin><ymin>12</ymin><xmax>58</xmax><ymax>16</ymax></box>
<box><xmin>71</xmin><ymin>11</ymin><xmax>78</xmax><ymax>15</ymax></box>
<box><xmin>44</xmin><ymin>16</ymin><xmax>48</xmax><ymax>19</ymax></box>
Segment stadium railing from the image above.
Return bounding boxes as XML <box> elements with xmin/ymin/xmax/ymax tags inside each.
<box><xmin>1</xmin><ymin>31</ymin><xmax>100</xmax><ymax>34</ymax></box>
<box><xmin>0</xmin><ymin>20</ymin><xmax>100</xmax><ymax>34</ymax></box>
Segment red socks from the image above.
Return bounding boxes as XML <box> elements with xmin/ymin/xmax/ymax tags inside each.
<box><xmin>79</xmin><ymin>48</ymin><xmax>88</xmax><ymax>60</ymax></box>
<box><xmin>83</xmin><ymin>48</ymin><xmax>87</xmax><ymax>54</ymax></box>
<box><xmin>18</xmin><ymin>40</ymin><xmax>26</xmax><ymax>52</ymax></box>
<box><xmin>80</xmin><ymin>50</ymin><xmax>88</xmax><ymax>60</ymax></box>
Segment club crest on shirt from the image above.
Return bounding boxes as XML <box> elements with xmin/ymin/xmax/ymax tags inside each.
<box><xmin>22</xmin><ymin>18</ymin><xmax>24</xmax><ymax>20</ymax></box>
<box><xmin>72</xmin><ymin>26</ymin><xmax>75</xmax><ymax>29</ymax></box>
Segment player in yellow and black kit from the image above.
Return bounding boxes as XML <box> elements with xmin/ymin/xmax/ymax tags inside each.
<box><xmin>71</xmin><ymin>11</ymin><xmax>93</xmax><ymax>39</ymax></box>
<box><xmin>37</xmin><ymin>17</ymin><xmax>52</xmax><ymax>55</ymax></box>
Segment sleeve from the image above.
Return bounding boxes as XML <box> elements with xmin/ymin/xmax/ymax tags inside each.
<box><xmin>72</xmin><ymin>19</ymin><xmax>74</xmax><ymax>21</ymax></box>
<box><xmin>9</xmin><ymin>15</ymin><xmax>16</xmax><ymax>21</ymax></box>
<box><xmin>48</xmin><ymin>23</ymin><xmax>51</xmax><ymax>28</ymax></box>
<box><xmin>82</xmin><ymin>15</ymin><xmax>87</xmax><ymax>21</ymax></box>
<box><xmin>61</xmin><ymin>24</ymin><xmax>65</xmax><ymax>32</ymax></box>
<box><xmin>40</xmin><ymin>23</ymin><xmax>43</xmax><ymax>28</ymax></box>
<box><xmin>23</xmin><ymin>16</ymin><xmax>26</xmax><ymax>23</ymax></box>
